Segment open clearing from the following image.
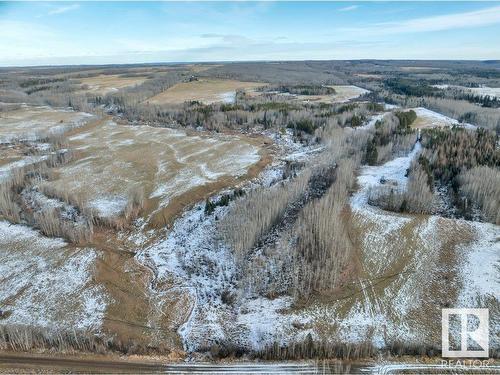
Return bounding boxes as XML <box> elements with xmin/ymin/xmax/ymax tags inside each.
<box><xmin>263</xmin><ymin>85</ymin><xmax>370</xmax><ymax>103</ymax></box>
<box><xmin>145</xmin><ymin>79</ymin><xmax>266</xmax><ymax>105</ymax></box>
<box><xmin>78</xmin><ymin>74</ymin><xmax>149</xmax><ymax>95</ymax></box>
<box><xmin>325</xmin><ymin>85</ymin><xmax>370</xmax><ymax>102</ymax></box>
<box><xmin>0</xmin><ymin>104</ymin><xmax>94</xmax><ymax>142</ymax></box>
<box><xmin>411</xmin><ymin>107</ymin><xmax>475</xmax><ymax>129</ymax></box>
<box><xmin>0</xmin><ymin>221</ymin><xmax>106</xmax><ymax>330</ymax></box>
<box><xmin>46</xmin><ymin>120</ymin><xmax>263</xmax><ymax>223</ymax></box>
<box><xmin>432</xmin><ymin>84</ymin><xmax>500</xmax><ymax>99</ymax></box>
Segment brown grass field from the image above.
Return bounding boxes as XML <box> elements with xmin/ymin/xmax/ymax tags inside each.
<box><xmin>78</xmin><ymin>74</ymin><xmax>149</xmax><ymax>95</ymax></box>
<box><xmin>145</xmin><ymin>78</ymin><xmax>266</xmax><ymax>105</ymax></box>
<box><xmin>45</xmin><ymin>118</ymin><xmax>267</xmax><ymax>225</ymax></box>
<box><xmin>0</xmin><ymin>104</ymin><xmax>94</xmax><ymax>142</ymax></box>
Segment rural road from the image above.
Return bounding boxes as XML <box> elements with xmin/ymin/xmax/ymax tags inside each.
<box><xmin>0</xmin><ymin>353</ymin><xmax>323</xmax><ymax>374</ymax></box>
<box><xmin>1</xmin><ymin>353</ymin><xmax>500</xmax><ymax>374</ymax></box>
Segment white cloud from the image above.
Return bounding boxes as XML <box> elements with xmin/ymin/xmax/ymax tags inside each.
<box><xmin>48</xmin><ymin>4</ymin><xmax>80</xmax><ymax>16</ymax></box>
<box><xmin>348</xmin><ymin>5</ymin><xmax>500</xmax><ymax>34</ymax></box>
<box><xmin>339</xmin><ymin>5</ymin><xmax>359</xmax><ymax>12</ymax></box>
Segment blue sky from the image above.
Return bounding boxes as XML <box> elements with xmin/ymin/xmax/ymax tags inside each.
<box><xmin>1</xmin><ymin>1</ymin><xmax>499</xmax><ymax>66</ymax></box>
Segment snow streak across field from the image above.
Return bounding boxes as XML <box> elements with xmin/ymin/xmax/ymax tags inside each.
<box><xmin>412</xmin><ymin>107</ymin><xmax>476</xmax><ymax>129</ymax></box>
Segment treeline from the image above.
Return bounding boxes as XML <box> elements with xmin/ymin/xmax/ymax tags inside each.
<box><xmin>263</xmin><ymin>85</ymin><xmax>336</xmax><ymax>96</ymax></box>
<box><xmin>365</xmin><ymin>111</ymin><xmax>417</xmax><ymax>165</ymax></box>
<box><xmin>219</xmin><ymin>125</ymin><xmax>368</xmax><ymax>301</ymax></box>
<box><xmin>385</xmin><ymin>78</ymin><xmax>442</xmax><ymax>97</ymax></box>
<box><xmin>459</xmin><ymin>166</ymin><xmax>500</xmax><ymax>224</ymax></box>
<box><xmin>220</xmin><ymin>170</ymin><xmax>311</xmax><ymax>258</ymax></box>
<box><xmin>453</xmin><ymin>92</ymin><xmax>500</xmax><ymax>108</ymax></box>
<box><xmin>419</xmin><ymin>127</ymin><xmax>498</xmax><ymax>186</ymax></box>
<box><xmin>292</xmin><ymin>157</ymin><xmax>358</xmax><ymax>298</ymax></box>
<box><xmin>130</xmin><ymin>94</ymin><xmax>378</xmax><ymax>139</ymax></box>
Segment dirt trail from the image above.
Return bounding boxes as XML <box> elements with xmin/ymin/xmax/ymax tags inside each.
<box><xmin>0</xmin><ymin>353</ymin><xmax>322</xmax><ymax>374</ymax></box>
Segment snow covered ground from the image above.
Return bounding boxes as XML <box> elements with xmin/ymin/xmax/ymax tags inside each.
<box><xmin>3</xmin><ymin>97</ymin><xmax>496</xmax><ymax>355</ymax></box>
<box><xmin>0</xmin><ymin>104</ymin><xmax>94</xmax><ymax>143</ymax></box>
<box><xmin>0</xmin><ymin>155</ymin><xmax>47</xmax><ymax>182</ymax></box>
<box><xmin>341</xmin><ymin>137</ymin><xmax>499</xmax><ymax>348</ymax></box>
<box><xmin>432</xmin><ymin>84</ymin><xmax>500</xmax><ymax>99</ymax></box>
<box><xmin>137</xmin><ymin>202</ymin><xmax>315</xmax><ymax>352</ymax></box>
<box><xmin>219</xmin><ymin>91</ymin><xmax>236</xmax><ymax>103</ymax></box>
<box><xmin>0</xmin><ymin>221</ymin><xmax>107</xmax><ymax>330</ymax></box>
<box><xmin>412</xmin><ymin>107</ymin><xmax>476</xmax><ymax>129</ymax></box>
<box><xmin>47</xmin><ymin>120</ymin><xmax>261</xmax><ymax>220</ymax></box>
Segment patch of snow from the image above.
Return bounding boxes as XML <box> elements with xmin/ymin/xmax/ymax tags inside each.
<box><xmin>351</xmin><ymin>142</ymin><xmax>421</xmax><ymax>211</ymax></box>
<box><xmin>383</xmin><ymin>103</ymin><xmax>400</xmax><ymax>110</ymax></box>
<box><xmin>413</xmin><ymin>107</ymin><xmax>476</xmax><ymax>129</ymax></box>
<box><xmin>357</xmin><ymin>113</ymin><xmax>385</xmax><ymax>130</ymax></box>
<box><xmin>89</xmin><ymin>195</ymin><xmax>129</xmax><ymax>218</ymax></box>
<box><xmin>0</xmin><ymin>155</ymin><xmax>47</xmax><ymax>182</ymax></box>
<box><xmin>457</xmin><ymin>221</ymin><xmax>500</xmax><ymax>305</ymax></box>
<box><xmin>219</xmin><ymin>91</ymin><xmax>236</xmax><ymax>104</ymax></box>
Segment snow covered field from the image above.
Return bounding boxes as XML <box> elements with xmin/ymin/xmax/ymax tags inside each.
<box><xmin>432</xmin><ymin>84</ymin><xmax>500</xmax><ymax>99</ymax></box>
<box><xmin>274</xmin><ymin>85</ymin><xmax>370</xmax><ymax>104</ymax></box>
<box><xmin>335</xmin><ymin>137</ymin><xmax>499</xmax><ymax>348</ymax></box>
<box><xmin>0</xmin><ymin>104</ymin><xmax>94</xmax><ymax>143</ymax></box>
<box><xmin>47</xmin><ymin>120</ymin><xmax>262</xmax><ymax>221</ymax></box>
<box><xmin>78</xmin><ymin>74</ymin><xmax>149</xmax><ymax>95</ymax></box>
<box><xmin>146</xmin><ymin>79</ymin><xmax>265</xmax><ymax>105</ymax></box>
<box><xmin>412</xmin><ymin>107</ymin><xmax>475</xmax><ymax>129</ymax></box>
<box><xmin>0</xmin><ymin>221</ymin><xmax>107</xmax><ymax>330</ymax></box>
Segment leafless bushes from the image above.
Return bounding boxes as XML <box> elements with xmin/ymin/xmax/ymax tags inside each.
<box><xmin>459</xmin><ymin>166</ymin><xmax>500</xmax><ymax>224</ymax></box>
<box><xmin>33</xmin><ymin>208</ymin><xmax>93</xmax><ymax>244</ymax></box>
<box><xmin>40</xmin><ymin>185</ymin><xmax>145</xmax><ymax>232</ymax></box>
<box><xmin>123</xmin><ymin>186</ymin><xmax>145</xmax><ymax>221</ymax></box>
<box><xmin>0</xmin><ymin>163</ymin><xmax>47</xmax><ymax>223</ymax></box>
<box><xmin>404</xmin><ymin>163</ymin><xmax>436</xmax><ymax>213</ymax></box>
<box><xmin>222</xmin><ymin>126</ymin><xmax>367</xmax><ymax>300</ymax></box>
<box><xmin>392</xmin><ymin>132</ymin><xmax>418</xmax><ymax>156</ymax></box>
<box><xmin>253</xmin><ymin>338</ymin><xmax>376</xmax><ymax>361</ymax></box>
<box><xmin>0</xmin><ymin>325</ymin><xmax>111</xmax><ymax>353</ymax></box>
<box><xmin>0</xmin><ymin>143</ymin><xmax>96</xmax><ymax>243</ymax></box>
<box><xmin>0</xmin><ymin>183</ymin><xmax>21</xmax><ymax>222</ymax></box>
